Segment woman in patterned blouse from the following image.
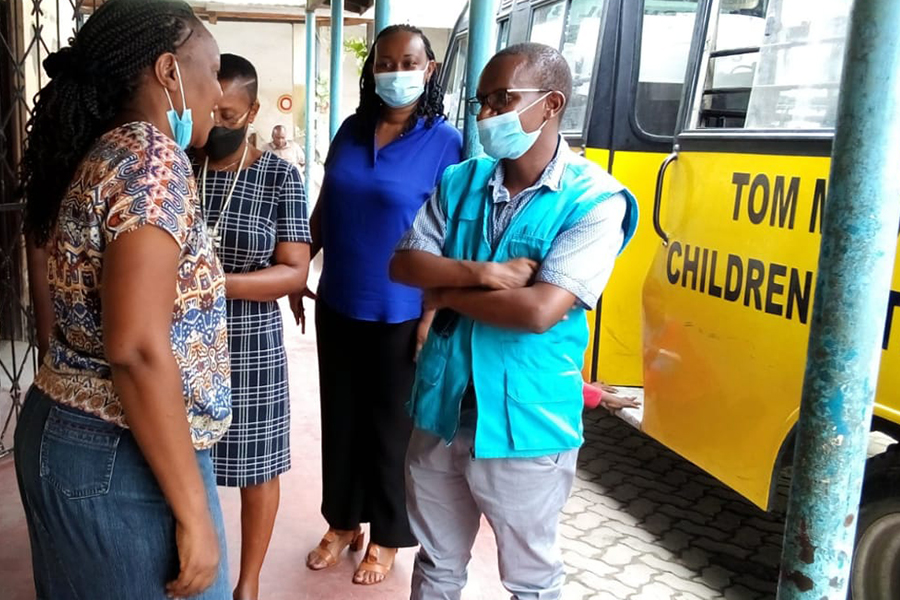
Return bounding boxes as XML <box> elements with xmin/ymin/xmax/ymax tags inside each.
<box><xmin>15</xmin><ymin>1</ymin><xmax>231</xmax><ymax>598</ymax></box>
<box><xmin>195</xmin><ymin>54</ymin><xmax>310</xmax><ymax>600</ymax></box>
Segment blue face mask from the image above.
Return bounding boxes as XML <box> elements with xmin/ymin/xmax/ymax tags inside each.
<box><xmin>477</xmin><ymin>92</ymin><xmax>551</xmax><ymax>160</ymax></box>
<box><xmin>164</xmin><ymin>60</ymin><xmax>193</xmax><ymax>150</ymax></box>
<box><xmin>374</xmin><ymin>69</ymin><xmax>427</xmax><ymax>108</ymax></box>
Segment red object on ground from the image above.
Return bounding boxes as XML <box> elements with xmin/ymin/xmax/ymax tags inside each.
<box><xmin>583</xmin><ymin>382</ymin><xmax>602</xmax><ymax>409</ymax></box>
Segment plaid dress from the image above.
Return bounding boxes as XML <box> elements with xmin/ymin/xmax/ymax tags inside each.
<box><xmin>199</xmin><ymin>152</ymin><xmax>310</xmax><ymax>487</ymax></box>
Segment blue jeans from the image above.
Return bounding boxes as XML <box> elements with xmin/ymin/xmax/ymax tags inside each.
<box><xmin>14</xmin><ymin>386</ymin><xmax>230</xmax><ymax>600</ymax></box>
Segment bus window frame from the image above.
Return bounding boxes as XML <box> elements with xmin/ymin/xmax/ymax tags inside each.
<box><xmin>560</xmin><ymin>0</ymin><xmax>610</xmax><ymax>142</ymax></box>
<box><xmin>583</xmin><ymin>0</ymin><xmax>622</xmax><ymax>153</ymax></box>
<box><xmin>672</xmin><ymin>0</ymin><xmax>836</xmax><ymax>156</ymax></box>
<box><xmin>443</xmin><ymin>32</ymin><xmax>470</xmax><ymax>130</ymax></box>
<box><xmin>627</xmin><ymin>0</ymin><xmax>702</xmax><ymax>146</ymax></box>
<box><xmin>497</xmin><ymin>17</ymin><xmax>511</xmax><ymax>50</ymax></box>
<box><xmin>523</xmin><ymin>0</ymin><xmax>609</xmax><ymax>143</ymax></box>
<box><xmin>526</xmin><ymin>0</ymin><xmax>568</xmax><ymax>48</ymax></box>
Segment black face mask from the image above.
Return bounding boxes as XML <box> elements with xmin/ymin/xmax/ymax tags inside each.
<box><xmin>205</xmin><ymin>125</ymin><xmax>247</xmax><ymax>161</ymax></box>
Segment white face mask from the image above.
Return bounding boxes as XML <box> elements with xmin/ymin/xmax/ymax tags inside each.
<box><xmin>374</xmin><ymin>69</ymin><xmax>427</xmax><ymax>108</ymax></box>
<box><xmin>476</xmin><ymin>92</ymin><xmax>552</xmax><ymax>160</ymax></box>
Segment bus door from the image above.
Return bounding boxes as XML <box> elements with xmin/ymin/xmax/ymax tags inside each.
<box><xmin>586</xmin><ymin>0</ymin><xmax>702</xmax><ymax>386</ymax></box>
<box><xmin>640</xmin><ymin>0</ymin><xmax>893</xmax><ymax>509</ymax></box>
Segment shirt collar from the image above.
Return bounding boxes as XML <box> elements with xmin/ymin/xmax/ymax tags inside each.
<box><xmin>488</xmin><ymin>134</ymin><xmax>569</xmax><ymax>205</ymax></box>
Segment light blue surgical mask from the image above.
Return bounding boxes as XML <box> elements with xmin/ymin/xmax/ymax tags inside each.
<box><xmin>164</xmin><ymin>60</ymin><xmax>193</xmax><ymax>150</ymax></box>
<box><xmin>374</xmin><ymin>69</ymin><xmax>426</xmax><ymax>108</ymax></box>
<box><xmin>477</xmin><ymin>92</ymin><xmax>552</xmax><ymax>160</ymax></box>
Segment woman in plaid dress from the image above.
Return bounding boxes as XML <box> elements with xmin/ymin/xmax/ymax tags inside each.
<box><xmin>197</xmin><ymin>54</ymin><xmax>311</xmax><ymax>600</ymax></box>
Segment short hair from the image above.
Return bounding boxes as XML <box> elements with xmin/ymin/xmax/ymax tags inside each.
<box><xmin>494</xmin><ymin>42</ymin><xmax>572</xmax><ymax>114</ymax></box>
<box><xmin>272</xmin><ymin>125</ymin><xmax>286</xmax><ymax>134</ymax></box>
<box><xmin>219</xmin><ymin>53</ymin><xmax>258</xmax><ymax>102</ymax></box>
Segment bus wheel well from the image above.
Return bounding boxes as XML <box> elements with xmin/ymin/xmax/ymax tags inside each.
<box><xmin>850</xmin><ymin>443</ymin><xmax>900</xmax><ymax>599</ymax></box>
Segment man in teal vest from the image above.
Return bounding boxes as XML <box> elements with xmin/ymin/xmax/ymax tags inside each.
<box><xmin>391</xmin><ymin>42</ymin><xmax>638</xmax><ymax>600</ymax></box>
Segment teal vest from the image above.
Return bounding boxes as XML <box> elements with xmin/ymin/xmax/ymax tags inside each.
<box><xmin>410</xmin><ymin>151</ymin><xmax>638</xmax><ymax>458</ymax></box>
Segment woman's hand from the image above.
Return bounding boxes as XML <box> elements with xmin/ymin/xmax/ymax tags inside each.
<box><xmin>166</xmin><ymin>511</ymin><xmax>220</xmax><ymax>598</ymax></box>
<box><xmin>166</xmin><ymin>513</ymin><xmax>221</xmax><ymax>599</ymax></box>
<box><xmin>290</xmin><ymin>287</ymin><xmax>317</xmax><ymax>334</ymax></box>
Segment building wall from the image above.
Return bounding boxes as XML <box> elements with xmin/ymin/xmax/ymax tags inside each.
<box><xmin>203</xmin><ymin>19</ymin><xmax>299</xmax><ymax>149</ymax></box>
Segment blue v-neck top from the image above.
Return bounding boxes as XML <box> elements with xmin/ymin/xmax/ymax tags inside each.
<box><xmin>318</xmin><ymin>114</ymin><xmax>463</xmax><ymax>323</ymax></box>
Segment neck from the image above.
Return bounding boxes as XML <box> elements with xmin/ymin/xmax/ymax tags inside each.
<box><xmin>380</xmin><ymin>103</ymin><xmax>418</xmax><ymax>127</ymax></box>
<box><xmin>112</xmin><ymin>105</ymin><xmax>171</xmax><ymax>139</ymax></box>
<box><xmin>206</xmin><ymin>140</ymin><xmax>248</xmax><ymax>171</ymax></box>
<box><xmin>502</xmin><ymin>129</ymin><xmax>559</xmax><ymax>193</ymax></box>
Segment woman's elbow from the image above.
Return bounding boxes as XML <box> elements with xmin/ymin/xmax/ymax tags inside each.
<box><xmin>105</xmin><ymin>338</ymin><xmax>158</xmax><ymax>372</ymax></box>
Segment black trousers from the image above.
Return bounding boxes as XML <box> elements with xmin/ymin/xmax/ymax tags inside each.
<box><xmin>315</xmin><ymin>300</ymin><xmax>418</xmax><ymax>548</ymax></box>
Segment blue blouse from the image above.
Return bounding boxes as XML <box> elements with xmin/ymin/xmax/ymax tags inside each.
<box><xmin>318</xmin><ymin>114</ymin><xmax>463</xmax><ymax>323</ymax></box>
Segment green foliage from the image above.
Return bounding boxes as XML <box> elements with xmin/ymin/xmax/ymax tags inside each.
<box><xmin>344</xmin><ymin>37</ymin><xmax>370</xmax><ymax>75</ymax></box>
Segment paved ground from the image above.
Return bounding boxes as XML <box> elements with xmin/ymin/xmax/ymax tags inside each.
<box><xmin>1</xmin><ymin>297</ymin><xmax>795</xmax><ymax>599</ymax></box>
<box><xmin>561</xmin><ymin>410</ymin><xmax>786</xmax><ymax>599</ymax></box>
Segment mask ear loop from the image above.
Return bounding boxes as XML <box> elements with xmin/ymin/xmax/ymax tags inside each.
<box><xmin>163</xmin><ymin>60</ymin><xmax>187</xmax><ymax>115</ymax></box>
<box><xmin>528</xmin><ymin>91</ymin><xmax>568</xmax><ymax>132</ymax></box>
<box><xmin>174</xmin><ymin>60</ymin><xmax>187</xmax><ymax>114</ymax></box>
<box><xmin>164</xmin><ymin>86</ymin><xmax>176</xmax><ymax>115</ymax></box>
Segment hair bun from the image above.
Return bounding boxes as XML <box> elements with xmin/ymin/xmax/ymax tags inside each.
<box><xmin>44</xmin><ymin>47</ymin><xmax>80</xmax><ymax>79</ymax></box>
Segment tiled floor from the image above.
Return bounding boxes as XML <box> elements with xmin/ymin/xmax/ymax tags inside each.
<box><xmin>1</xmin><ymin>298</ymin><xmax>809</xmax><ymax>599</ymax></box>
<box><xmin>0</xmin><ymin>299</ymin><xmax>506</xmax><ymax>600</ymax></box>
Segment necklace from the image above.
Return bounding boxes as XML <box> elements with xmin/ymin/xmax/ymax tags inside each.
<box><xmin>200</xmin><ymin>142</ymin><xmax>249</xmax><ymax>248</ymax></box>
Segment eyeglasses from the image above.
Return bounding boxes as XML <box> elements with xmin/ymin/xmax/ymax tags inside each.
<box><xmin>465</xmin><ymin>88</ymin><xmax>551</xmax><ymax>115</ymax></box>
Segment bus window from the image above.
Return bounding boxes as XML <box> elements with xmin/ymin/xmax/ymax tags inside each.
<box><xmin>634</xmin><ymin>0</ymin><xmax>700</xmax><ymax>137</ymax></box>
<box><xmin>560</xmin><ymin>0</ymin><xmax>605</xmax><ymax>134</ymax></box>
<box><xmin>691</xmin><ymin>0</ymin><xmax>849</xmax><ymax>130</ymax></box>
<box><xmin>744</xmin><ymin>0</ymin><xmax>847</xmax><ymax>129</ymax></box>
<box><xmin>497</xmin><ymin>18</ymin><xmax>511</xmax><ymax>50</ymax></box>
<box><xmin>443</xmin><ymin>35</ymin><xmax>469</xmax><ymax>130</ymax></box>
<box><xmin>529</xmin><ymin>1</ymin><xmax>566</xmax><ymax>48</ymax></box>
<box><xmin>691</xmin><ymin>0</ymin><xmax>768</xmax><ymax>129</ymax></box>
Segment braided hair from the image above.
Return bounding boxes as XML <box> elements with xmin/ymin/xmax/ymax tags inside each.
<box><xmin>22</xmin><ymin>0</ymin><xmax>200</xmax><ymax>245</ymax></box>
<box><xmin>356</xmin><ymin>24</ymin><xmax>446</xmax><ymax>137</ymax></box>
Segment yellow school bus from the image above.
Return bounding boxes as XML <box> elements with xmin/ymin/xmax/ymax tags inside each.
<box><xmin>442</xmin><ymin>0</ymin><xmax>898</xmax><ymax>595</ymax></box>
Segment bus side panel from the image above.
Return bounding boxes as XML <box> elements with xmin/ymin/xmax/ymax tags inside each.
<box><xmin>582</xmin><ymin>147</ymin><xmax>611</xmax><ymax>380</ymax></box>
<box><xmin>591</xmin><ymin>149</ymin><xmax>672</xmax><ymax>386</ymax></box>
<box><xmin>640</xmin><ymin>150</ymin><xmax>900</xmax><ymax>508</ymax></box>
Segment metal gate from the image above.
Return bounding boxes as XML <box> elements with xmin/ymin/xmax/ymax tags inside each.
<box><xmin>0</xmin><ymin>0</ymin><xmax>93</xmax><ymax>457</ymax></box>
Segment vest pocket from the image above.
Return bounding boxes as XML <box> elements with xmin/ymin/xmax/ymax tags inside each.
<box><xmin>505</xmin><ymin>369</ymin><xmax>583</xmax><ymax>451</ymax></box>
<box><xmin>505</xmin><ymin>235</ymin><xmax>550</xmax><ymax>262</ymax></box>
<box><xmin>39</xmin><ymin>406</ymin><xmax>121</xmax><ymax>500</ymax></box>
<box><xmin>416</xmin><ymin>348</ymin><xmax>448</xmax><ymax>387</ymax></box>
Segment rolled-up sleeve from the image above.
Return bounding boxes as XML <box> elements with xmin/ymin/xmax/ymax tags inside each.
<box><xmin>395</xmin><ymin>189</ymin><xmax>447</xmax><ymax>256</ymax></box>
<box><xmin>537</xmin><ymin>192</ymin><xmax>628</xmax><ymax>309</ymax></box>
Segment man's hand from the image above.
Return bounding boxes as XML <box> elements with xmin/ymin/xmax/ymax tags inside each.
<box><xmin>481</xmin><ymin>258</ymin><xmax>539</xmax><ymax>290</ymax></box>
<box><xmin>289</xmin><ymin>288</ymin><xmax>317</xmax><ymax>334</ymax></box>
<box><xmin>423</xmin><ymin>289</ymin><xmax>446</xmax><ymax>312</ymax></box>
<box><xmin>415</xmin><ymin>309</ymin><xmax>436</xmax><ymax>362</ymax></box>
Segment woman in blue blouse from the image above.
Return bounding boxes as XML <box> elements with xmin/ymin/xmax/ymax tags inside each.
<box><xmin>293</xmin><ymin>24</ymin><xmax>462</xmax><ymax>585</ymax></box>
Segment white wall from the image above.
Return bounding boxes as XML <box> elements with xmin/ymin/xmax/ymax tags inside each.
<box><xmin>203</xmin><ymin>19</ymin><xmax>300</xmax><ymax>149</ymax></box>
<box><xmin>202</xmin><ymin>16</ymin><xmax>457</xmax><ymax>161</ymax></box>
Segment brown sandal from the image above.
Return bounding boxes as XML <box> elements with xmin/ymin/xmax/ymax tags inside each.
<box><xmin>306</xmin><ymin>528</ymin><xmax>365</xmax><ymax>571</ymax></box>
<box><xmin>353</xmin><ymin>543</ymin><xmax>397</xmax><ymax>585</ymax></box>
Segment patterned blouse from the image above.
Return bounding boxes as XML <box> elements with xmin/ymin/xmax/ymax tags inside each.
<box><xmin>33</xmin><ymin>122</ymin><xmax>232</xmax><ymax>449</ymax></box>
